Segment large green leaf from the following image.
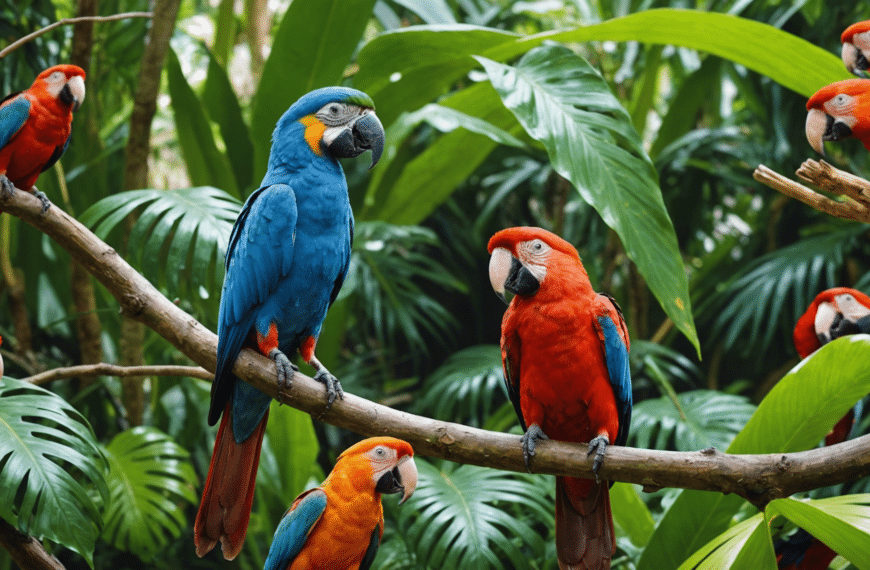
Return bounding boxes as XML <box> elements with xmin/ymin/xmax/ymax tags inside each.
<box><xmin>678</xmin><ymin>512</ymin><xmax>776</xmax><ymax>570</ymax></box>
<box><xmin>101</xmin><ymin>427</ymin><xmax>198</xmax><ymax>561</ymax></box>
<box><xmin>0</xmin><ymin>378</ymin><xmax>107</xmax><ymax>567</ymax></box>
<box><xmin>630</xmin><ymin>390</ymin><xmax>756</xmax><ymax>452</ymax></box>
<box><xmin>399</xmin><ymin>459</ymin><xmax>549</xmax><ymax>570</ymax></box>
<box><xmin>250</xmin><ymin>0</ymin><xmax>378</xmax><ymax>180</ymax></box>
<box><xmin>478</xmin><ymin>43</ymin><xmax>699</xmax><ymax>353</ymax></box>
<box><xmin>166</xmin><ymin>49</ymin><xmax>239</xmax><ymax>197</ymax></box>
<box><xmin>610</xmin><ymin>483</ymin><xmax>655</xmax><ymax>548</ymax></box>
<box><xmin>770</xmin><ymin>495</ymin><xmax>870</xmax><ymax>569</ymax></box>
<box><xmin>640</xmin><ymin>337</ymin><xmax>870</xmax><ymax>569</ymax></box>
<box><xmin>202</xmin><ymin>49</ymin><xmax>255</xmax><ymax>194</ymax></box>
<box><xmin>80</xmin><ymin>187</ymin><xmax>242</xmax><ymax>323</ymax></box>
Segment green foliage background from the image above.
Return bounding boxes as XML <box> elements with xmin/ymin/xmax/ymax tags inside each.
<box><xmin>2</xmin><ymin>0</ymin><xmax>870</xmax><ymax>569</ymax></box>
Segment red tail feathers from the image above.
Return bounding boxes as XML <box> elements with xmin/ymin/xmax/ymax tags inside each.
<box><xmin>555</xmin><ymin>476</ymin><xmax>614</xmax><ymax>570</ymax></box>
<box><xmin>194</xmin><ymin>403</ymin><xmax>268</xmax><ymax>560</ymax></box>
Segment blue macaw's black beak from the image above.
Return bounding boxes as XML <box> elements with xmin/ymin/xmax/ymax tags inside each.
<box><xmin>375</xmin><ymin>466</ymin><xmax>404</xmax><ymax>496</ymax></box>
<box><xmin>504</xmin><ymin>256</ymin><xmax>540</xmax><ymax>300</ymax></box>
<box><xmin>326</xmin><ymin>112</ymin><xmax>385</xmax><ymax>169</ymax></box>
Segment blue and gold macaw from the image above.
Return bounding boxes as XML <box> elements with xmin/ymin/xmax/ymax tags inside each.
<box><xmin>194</xmin><ymin>87</ymin><xmax>384</xmax><ymax>560</ymax></box>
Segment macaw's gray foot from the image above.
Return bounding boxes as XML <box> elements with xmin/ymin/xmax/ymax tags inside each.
<box><xmin>0</xmin><ymin>176</ymin><xmax>14</xmax><ymax>199</ymax></box>
<box><xmin>269</xmin><ymin>348</ymin><xmax>298</xmax><ymax>403</ymax></box>
<box><xmin>521</xmin><ymin>423</ymin><xmax>549</xmax><ymax>471</ymax></box>
<box><xmin>310</xmin><ymin>354</ymin><xmax>343</xmax><ymax>414</ymax></box>
<box><xmin>32</xmin><ymin>188</ymin><xmax>51</xmax><ymax>213</ymax></box>
<box><xmin>588</xmin><ymin>435</ymin><xmax>610</xmax><ymax>483</ymax></box>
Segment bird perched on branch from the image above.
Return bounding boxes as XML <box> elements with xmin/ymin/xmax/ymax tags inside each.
<box><xmin>263</xmin><ymin>437</ymin><xmax>417</xmax><ymax>570</ymax></box>
<box><xmin>0</xmin><ymin>65</ymin><xmax>85</xmax><ymax>212</ymax></box>
<box><xmin>842</xmin><ymin>20</ymin><xmax>870</xmax><ymax>75</ymax></box>
<box><xmin>805</xmin><ymin>79</ymin><xmax>870</xmax><ymax>155</ymax></box>
<box><xmin>775</xmin><ymin>287</ymin><xmax>870</xmax><ymax>569</ymax></box>
<box><xmin>194</xmin><ymin>87</ymin><xmax>384</xmax><ymax>560</ymax></box>
<box><xmin>488</xmin><ymin>227</ymin><xmax>632</xmax><ymax>570</ymax></box>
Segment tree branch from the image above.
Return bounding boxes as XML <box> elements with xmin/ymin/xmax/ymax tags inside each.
<box><xmin>0</xmin><ymin>517</ymin><xmax>64</xmax><ymax>570</ymax></box>
<box><xmin>23</xmin><ymin>363</ymin><xmax>212</xmax><ymax>386</ymax></box>
<box><xmin>0</xmin><ymin>13</ymin><xmax>154</xmax><ymax>59</ymax></box>
<box><xmin>3</xmin><ymin>189</ymin><xmax>870</xmax><ymax>508</ymax></box>
<box><xmin>753</xmin><ymin>161</ymin><xmax>870</xmax><ymax>222</ymax></box>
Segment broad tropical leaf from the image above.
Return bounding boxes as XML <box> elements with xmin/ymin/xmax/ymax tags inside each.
<box><xmin>166</xmin><ymin>49</ymin><xmax>239</xmax><ymax>197</ymax></box>
<box><xmin>413</xmin><ymin>344</ymin><xmax>504</xmax><ymax>427</ymax></box>
<box><xmin>678</xmin><ymin>512</ymin><xmax>776</xmax><ymax>570</ymax></box>
<box><xmin>630</xmin><ymin>390</ymin><xmax>756</xmax><ymax>452</ymax></box>
<box><xmin>81</xmin><ymin>187</ymin><xmax>242</xmax><ymax>322</ymax></box>
<box><xmin>398</xmin><ymin>459</ymin><xmax>549</xmax><ymax>570</ymax></box>
<box><xmin>478</xmin><ymin>43</ymin><xmax>699</xmax><ymax>353</ymax></box>
<box><xmin>770</xmin><ymin>495</ymin><xmax>870</xmax><ymax>569</ymax></box>
<box><xmin>101</xmin><ymin>427</ymin><xmax>198</xmax><ymax>561</ymax></box>
<box><xmin>250</xmin><ymin>0</ymin><xmax>378</xmax><ymax>179</ymax></box>
<box><xmin>639</xmin><ymin>336</ymin><xmax>870</xmax><ymax>569</ymax></box>
<box><xmin>0</xmin><ymin>378</ymin><xmax>107</xmax><ymax>566</ymax></box>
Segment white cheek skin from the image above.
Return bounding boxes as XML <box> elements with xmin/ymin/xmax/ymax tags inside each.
<box><xmin>824</xmin><ymin>99</ymin><xmax>857</xmax><ymax>127</ymax></box>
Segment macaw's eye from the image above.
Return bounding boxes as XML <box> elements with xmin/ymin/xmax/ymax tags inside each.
<box><xmin>832</xmin><ymin>94</ymin><xmax>855</xmax><ymax>109</ymax></box>
<box><xmin>844</xmin><ymin>294</ymin><xmax>855</xmax><ymax>302</ymax></box>
<box><xmin>49</xmin><ymin>72</ymin><xmax>64</xmax><ymax>82</ymax></box>
<box><xmin>533</xmin><ymin>241</ymin><xmax>543</xmax><ymax>251</ymax></box>
<box><xmin>317</xmin><ymin>102</ymin><xmax>354</xmax><ymax>126</ymax></box>
<box><xmin>375</xmin><ymin>447</ymin><xmax>385</xmax><ymax>457</ymax></box>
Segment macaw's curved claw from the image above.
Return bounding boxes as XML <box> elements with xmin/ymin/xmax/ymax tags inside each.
<box><xmin>521</xmin><ymin>423</ymin><xmax>549</xmax><ymax>471</ymax></box>
<box><xmin>588</xmin><ymin>435</ymin><xmax>610</xmax><ymax>483</ymax></box>
<box><xmin>0</xmin><ymin>175</ymin><xmax>14</xmax><ymax>199</ymax></box>
<box><xmin>269</xmin><ymin>348</ymin><xmax>297</xmax><ymax>393</ymax></box>
<box><xmin>313</xmin><ymin>369</ymin><xmax>343</xmax><ymax>415</ymax></box>
<box><xmin>32</xmin><ymin>188</ymin><xmax>51</xmax><ymax>213</ymax></box>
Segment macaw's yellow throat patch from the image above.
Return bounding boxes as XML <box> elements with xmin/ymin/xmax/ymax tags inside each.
<box><xmin>299</xmin><ymin>114</ymin><xmax>326</xmax><ymax>156</ymax></box>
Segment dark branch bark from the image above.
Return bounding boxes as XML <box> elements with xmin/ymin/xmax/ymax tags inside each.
<box><xmin>3</xmin><ymin>188</ymin><xmax>870</xmax><ymax>508</ymax></box>
<box><xmin>0</xmin><ymin>517</ymin><xmax>65</xmax><ymax>570</ymax></box>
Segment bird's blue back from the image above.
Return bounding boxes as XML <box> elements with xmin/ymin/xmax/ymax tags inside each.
<box><xmin>213</xmin><ymin>88</ymin><xmax>366</xmax><ymax>442</ymax></box>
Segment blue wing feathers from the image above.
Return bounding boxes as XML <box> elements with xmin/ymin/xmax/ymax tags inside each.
<box><xmin>263</xmin><ymin>489</ymin><xmax>327</xmax><ymax>570</ymax></box>
<box><xmin>0</xmin><ymin>96</ymin><xmax>30</xmax><ymax>150</ymax></box>
<box><xmin>597</xmin><ymin>314</ymin><xmax>632</xmax><ymax>448</ymax></box>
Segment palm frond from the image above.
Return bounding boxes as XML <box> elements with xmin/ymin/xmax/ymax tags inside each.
<box><xmin>100</xmin><ymin>427</ymin><xmax>198</xmax><ymax>561</ymax></box>
<box><xmin>80</xmin><ymin>187</ymin><xmax>242</xmax><ymax>323</ymax></box>
<box><xmin>630</xmin><ymin>390</ymin><xmax>756</xmax><ymax>452</ymax></box>
<box><xmin>396</xmin><ymin>459</ymin><xmax>550</xmax><ymax>570</ymax></box>
<box><xmin>0</xmin><ymin>378</ymin><xmax>107</xmax><ymax>566</ymax></box>
<box><xmin>704</xmin><ymin>225</ymin><xmax>867</xmax><ymax>357</ymax></box>
<box><xmin>413</xmin><ymin>344</ymin><xmax>504</xmax><ymax>427</ymax></box>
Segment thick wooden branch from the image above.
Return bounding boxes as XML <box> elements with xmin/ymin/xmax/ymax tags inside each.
<box><xmin>4</xmin><ymin>189</ymin><xmax>870</xmax><ymax>507</ymax></box>
<box><xmin>23</xmin><ymin>363</ymin><xmax>212</xmax><ymax>385</ymax></box>
<box><xmin>753</xmin><ymin>161</ymin><xmax>870</xmax><ymax>222</ymax></box>
<box><xmin>0</xmin><ymin>517</ymin><xmax>64</xmax><ymax>570</ymax></box>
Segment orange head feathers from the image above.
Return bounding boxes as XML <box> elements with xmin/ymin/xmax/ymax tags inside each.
<box><xmin>805</xmin><ymin>79</ymin><xmax>870</xmax><ymax>155</ymax></box>
<box><xmin>794</xmin><ymin>287</ymin><xmax>870</xmax><ymax>358</ymax></box>
<box><xmin>842</xmin><ymin>20</ymin><xmax>870</xmax><ymax>75</ymax></box>
<box><xmin>329</xmin><ymin>436</ymin><xmax>417</xmax><ymax>504</ymax></box>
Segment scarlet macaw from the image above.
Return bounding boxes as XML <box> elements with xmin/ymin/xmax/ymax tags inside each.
<box><xmin>194</xmin><ymin>87</ymin><xmax>384</xmax><ymax>559</ymax></box>
<box><xmin>805</xmin><ymin>79</ymin><xmax>870</xmax><ymax>155</ymax></box>
<box><xmin>0</xmin><ymin>65</ymin><xmax>86</xmax><ymax>212</ymax></box>
<box><xmin>842</xmin><ymin>20</ymin><xmax>870</xmax><ymax>75</ymax></box>
<box><xmin>262</xmin><ymin>437</ymin><xmax>417</xmax><ymax>570</ymax></box>
<box><xmin>488</xmin><ymin>227</ymin><xmax>632</xmax><ymax>570</ymax></box>
<box><xmin>775</xmin><ymin>287</ymin><xmax>870</xmax><ymax>569</ymax></box>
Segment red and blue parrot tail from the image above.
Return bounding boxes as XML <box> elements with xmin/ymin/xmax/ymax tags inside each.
<box><xmin>555</xmin><ymin>476</ymin><xmax>614</xmax><ymax>570</ymax></box>
<box><xmin>194</xmin><ymin>403</ymin><xmax>268</xmax><ymax>560</ymax></box>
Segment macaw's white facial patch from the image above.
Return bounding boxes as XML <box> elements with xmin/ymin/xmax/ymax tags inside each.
<box><xmin>516</xmin><ymin>238</ymin><xmax>551</xmax><ymax>283</ymax></box>
<box><xmin>834</xmin><ymin>292</ymin><xmax>870</xmax><ymax>321</ymax></box>
<box><xmin>42</xmin><ymin>71</ymin><xmax>67</xmax><ymax>98</ymax></box>
<box><xmin>824</xmin><ymin>93</ymin><xmax>858</xmax><ymax>125</ymax></box>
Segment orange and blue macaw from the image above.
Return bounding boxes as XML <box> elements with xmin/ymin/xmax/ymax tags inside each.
<box><xmin>488</xmin><ymin>227</ymin><xmax>632</xmax><ymax>570</ymax></box>
<box><xmin>805</xmin><ymin>79</ymin><xmax>870</xmax><ymax>155</ymax></box>
<box><xmin>0</xmin><ymin>65</ymin><xmax>86</xmax><ymax>212</ymax></box>
<box><xmin>775</xmin><ymin>287</ymin><xmax>870</xmax><ymax>569</ymax></box>
<box><xmin>194</xmin><ymin>87</ymin><xmax>384</xmax><ymax>560</ymax></box>
<box><xmin>842</xmin><ymin>20</ymin><xmax>870</xmax><ymax>76</ymax></box>
<box><xmin>262</xmin><ymin>437</ymin><xmax>417</xmax><ymax>570</ymax></box>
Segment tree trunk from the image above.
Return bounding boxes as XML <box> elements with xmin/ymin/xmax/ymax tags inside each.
<box><xmin>119</xmin><ymin>0</ymin><xmax>182</xmax><ymax>426</ymax></box>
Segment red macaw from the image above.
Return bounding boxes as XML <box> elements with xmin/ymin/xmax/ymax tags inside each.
<box><xmin>0</xmin><ymin>65</ymin><xmax>86</xmax><ymax>212</ymax></box>
<box><xmin>842</xmin><ymin>20</ymin><xmax>870</xmax><ymax>75</ymax></box>
<box><xmin>488</xmin><ymin>227</ymin><xmax>632</xmax><ymax>570</ymax></box>
<box><xmin>262</xmin><ymin>437</ymin><xmax>417</xmax><ymax>570</ymax></box>
<box><xmin>805</xmin><ymin>79</ymin><xmax>870</xmax><ymax>155</ymax></box>
<box><xmin>793</xmin><ymin>286</ymin><xmax>870</xmax><ymax>446</ymax></box>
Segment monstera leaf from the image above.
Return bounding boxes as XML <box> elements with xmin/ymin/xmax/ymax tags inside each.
<box><xmin>0</xmin><ymin>378</ymin><xmax>107</xmax><ymax>566</ymax></box>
